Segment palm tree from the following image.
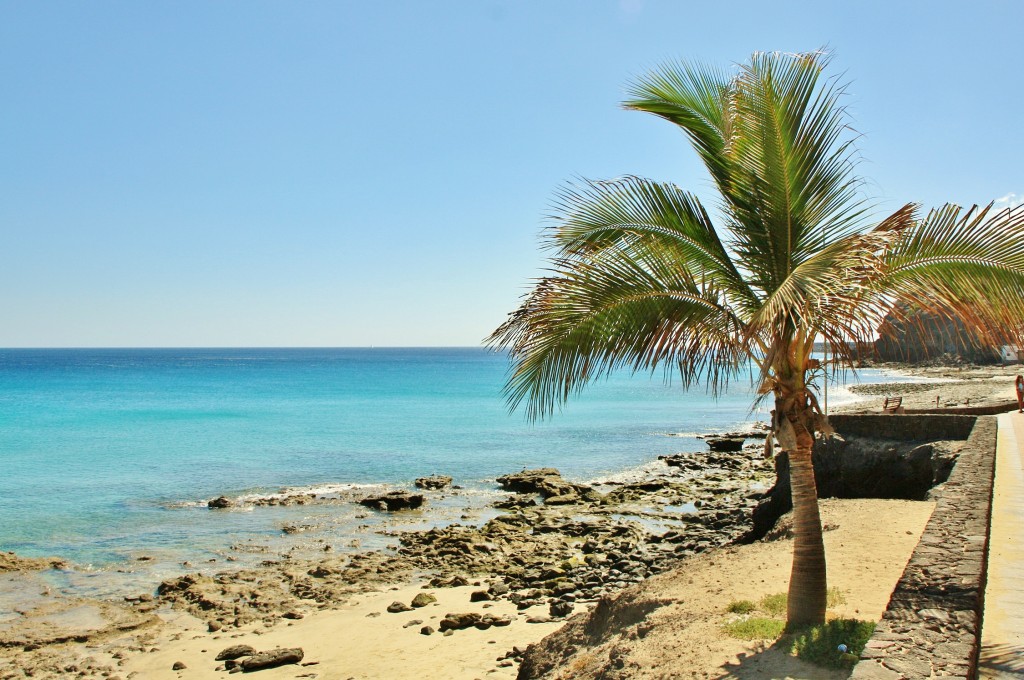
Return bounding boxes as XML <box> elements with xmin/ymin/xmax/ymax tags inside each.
<box><xmin>488</xmin><ymin>51</ymin><xmax>1024</xmax><ymax>628</ymax></box>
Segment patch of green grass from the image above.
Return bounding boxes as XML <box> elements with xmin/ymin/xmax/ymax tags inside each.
<box><xmin>723</xmin><ymin>617</ymin><xmax>786</xmax><ymax>641</ymax></box>
<box><xmin>748</xmin><ymin>588</ymin><xmax>845</xmax><ymax>618</ymax></box>
<box><xmin>781</xmin><ymin>618</ymin><xmax>876</xmax><ymax>669</ymax></box>
<box><xmin>726</xmin><ymin>599</ymin><xmax>757</xmax><ymax>614</ymax></box>
<box><xmin>759</xmin><ymin>592</ymin><xmax>788</xmax><ymax>617</ymax></box>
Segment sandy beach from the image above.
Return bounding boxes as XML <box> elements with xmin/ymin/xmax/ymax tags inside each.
<box><xmin>0</xmin><ymin>362</ymin><xmax>1016</xmax><ymax>680</ymax></box>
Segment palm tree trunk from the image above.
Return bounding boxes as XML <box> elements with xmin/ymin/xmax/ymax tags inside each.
<box><xmin>785</xmin><ymin>419</ymin><xmax>827</xmax><ymax>628</ymax></box>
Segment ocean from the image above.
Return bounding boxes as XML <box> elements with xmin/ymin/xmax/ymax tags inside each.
<box><xmin>0</xmin><ymin>347</ymin><xmax>907</xmax><ymax>596</ymax></box>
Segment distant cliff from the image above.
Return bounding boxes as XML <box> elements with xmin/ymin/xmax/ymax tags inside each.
<box><xmin>872</xmin><ymin>306</ymin><xmax>999</xmax><ymax>364</ymax></box>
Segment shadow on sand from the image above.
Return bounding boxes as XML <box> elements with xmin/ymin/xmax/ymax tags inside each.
<box><xmin>978</xmin><ymin>642</ymin><xmax>1024</xmax><ymax>678</ymax></box>
<box><xmin>714</xmin><ymin>638</ymin><xmax>853</xmax><ymax>679</ymax></box>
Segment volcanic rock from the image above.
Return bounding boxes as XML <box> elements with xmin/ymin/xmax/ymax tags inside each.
<box><xmin>359</xmin><ymin>491</ymin><xmax>424</xmax><ymax>512</ymax></box>
<box><xmin>414</xmin><ymin>475</ymin><xmax>453</xmax><ymax>490</ymax></box>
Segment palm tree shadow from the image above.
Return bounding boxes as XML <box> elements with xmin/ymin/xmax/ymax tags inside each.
<box><xmin>714</xmin><ymin>638</ymin><xmax>853</xmax><ymax>679</ymax></box>
<box><xmin>977</xmin><ymin>642</ymin><xmax>1024</xmax><ymax>677</ymax></box>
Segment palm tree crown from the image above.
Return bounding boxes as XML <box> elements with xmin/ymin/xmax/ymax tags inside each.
<box><xmin>488</xmin><ymin>50</ymin><xmax>1024</xmax><ymax>627</ymax></box>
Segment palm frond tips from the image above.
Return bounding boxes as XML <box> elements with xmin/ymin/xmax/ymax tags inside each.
<box><xmin>487</xmin><ymin>244</ymin><xmax>750</xmax><ymax>420</ymax></box>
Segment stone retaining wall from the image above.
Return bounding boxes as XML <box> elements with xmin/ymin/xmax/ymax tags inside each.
<box><xmin>903</xmin><ymin>402</ymin><xmax>1018</xmax><ymax>417</ymax></box>
<box><xmin>850</xmin><ymin>415</ymin><xmax>997</xmax><ymax>680</ymax></box>
<box><xmin>828</xmin><ymin>414</ymin><xmax>978</xmax><ymax>441</ymax></box>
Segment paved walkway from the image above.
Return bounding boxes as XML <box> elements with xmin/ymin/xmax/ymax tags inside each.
<box><xmin>979</xmin><ymin>412</ymin><xmax>1024</xmax><ymax>678</ymax></box>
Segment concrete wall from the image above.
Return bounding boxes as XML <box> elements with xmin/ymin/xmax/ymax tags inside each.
<box><xmin>850</xmin><ymin>416</ymin><xmax>997</xmax><ymax>679</ymax></box>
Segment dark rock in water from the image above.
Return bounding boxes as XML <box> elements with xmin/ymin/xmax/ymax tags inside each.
<box><xmin>207</xmin><ymin>496</ymin><xmax>233</xmax><ymax>509</ymax></box>
<box><xmin>239</xmin><ymin>647</ymin><xmax>303</xmax><ymax>671</ymax></box>
<box><xmin>414</xmin><ymin>475</ymin><xmax>453</xmax><ymax>490</ymax></box>
<box><xmin>704</xmin><ymin>436</ymin><xmax>746</xmax><ymax>452</ymax></box>
<box><xmin>358</xmin><ymin>491</ymin><xmax>425</xmax><ymax>512</ymax></box>
<box><xmin>216</xmin><ymin>645</ymin><xmax>256</xmax><ymax>661</ymax></box>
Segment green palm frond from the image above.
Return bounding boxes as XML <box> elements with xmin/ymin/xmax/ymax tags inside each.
<box><xmin>548</xmin><ymin>176</ymin><xmax>760</xmax><ymax>315</ymax></box>
<box><xmin>623</xmin><ymin>61</ymin><xmax>733</xmax><ymax>189</ymax></box>
<box><xmin>876</xmin><ymin>203</ymin><xmax>1024</xmax><ymax>347</ymax></box>
<box><xmin>489</xmin><ymin>239</ymin><xmax>749</xmax><ymax>419</ymax></box>
<box><xmin>725</xmin><ymin>52</ymin><xmax>867</xmax><ymax>292</ymax></box>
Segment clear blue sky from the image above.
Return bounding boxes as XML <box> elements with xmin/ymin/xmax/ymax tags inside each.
<box><xmin>2</xmin><ymin>1</ymin><xmax>1021</xmax><ymax>347</ymax></box>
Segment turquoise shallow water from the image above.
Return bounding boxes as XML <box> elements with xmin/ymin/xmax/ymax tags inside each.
<box><xmin>0</xmin><ymin>347</ymin><xmax>907</xmax><ymax>593</ymax></box>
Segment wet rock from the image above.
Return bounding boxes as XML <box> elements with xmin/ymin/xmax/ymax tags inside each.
<box><xmin>493</xmin><ymin>495</ymin><xmax>537</xmax><ymax>510</ymax></box>
<box><xmin>239</xmin><ymin>647</ymin><xmax>304</xmax><ymax>672</ymax></box>
<box><xmin>207</xmin><ymin>496</ymin><xmax>233</xmax><ymax>509</ymax></box>
<box><xmin>414</xmin><ymin>475</ymin><xmax>453</xmax><ymax>490</ymax></box>
<box><xmin>359</xmin><ymin>491</ymin><xmax>425</xmax><ymax>512</ymax></box>
<box><xmin>215</xmin><ymin>645</ymin><xmax>256</xmax><ymax>661</ymax></box>
<box><xmin>704</xmin><ymin>436</ymin><xmax>745</xmax><ymax>452</ymax></box>
<box><xmin>496</xmin><ymin>468</ymin><xmax>562</xmax><ymax>493</ymax></box>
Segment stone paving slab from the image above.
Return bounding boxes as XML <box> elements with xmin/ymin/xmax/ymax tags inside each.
<box><xmin>978</xmin><ymin>413</ymin><xmax>1024</xmax><ymax>678</ymax></box>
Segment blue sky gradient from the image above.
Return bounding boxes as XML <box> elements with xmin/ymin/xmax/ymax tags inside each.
<box><xmin>2</xmin><ymin>1</ymin><xmax>1021</xmax><ymax>346</ymax></box>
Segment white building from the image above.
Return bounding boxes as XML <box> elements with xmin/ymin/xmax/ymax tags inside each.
<box><xmin>998</xmin><ymin>345</ymin><xmax>1023</xmax><ymax>364</ymax></box>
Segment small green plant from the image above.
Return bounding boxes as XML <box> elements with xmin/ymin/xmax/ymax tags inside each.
<box><xmin>759</xmin><ymin>592</ymin><xmax>788</xmax><ymax>617</ymax></box>
<box><xmin>781</xmin><ymin>618</ymin><xmax>876</xmax><ymax>669</ymax></box>
<box><xmin>827</xmin><ymin>587</ymin><xmax>846</xmax><ymax>608</ymax></box>
<box><xmin>723</xmin><ymin>617</ymin><xmax>786</xmax><ymax>641</ymax></box>
<box><xmin>726</xmin><ymin>599</ymin><xmax>757</xmax><ymax>614</ymax></box>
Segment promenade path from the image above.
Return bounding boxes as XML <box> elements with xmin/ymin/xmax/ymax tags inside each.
<box><xmin>979</xmin><ymin>411</ymin><xmax>1024</xmax><ymax>678</ymax></box>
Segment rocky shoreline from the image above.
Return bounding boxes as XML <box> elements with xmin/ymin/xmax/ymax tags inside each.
<box><xmin>157</xmin><ymin>439</ymin><xmax>775</xmax><ymax>629</ymax></box>
<box><xmin>0</xmin><ymin>431</ymin><xmax>776</xmax><ymax>679</ymax></box>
